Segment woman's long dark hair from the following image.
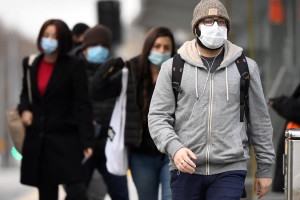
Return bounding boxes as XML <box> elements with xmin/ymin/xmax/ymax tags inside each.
<box><xmin>37</xmin><ymin>19</ymin><xmax>72</xmax><ymax>55</ymax></box>
<box><xmin>138</xmin><ymin>27</ymin><xmax>176</xmax><ymax>79</ymax></box>
<box><xmin>137</xmin><ymin>27</ymin><xmax>176</xmax><ymax>125</ymax></box>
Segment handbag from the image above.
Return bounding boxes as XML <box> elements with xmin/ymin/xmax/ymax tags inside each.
<box><xmin>6</xmin><ymin>54</ymin><xmax>37</xmax><ymax>154</ymax></box>
<box><xmin>105</xmin><ymin>68</ymin><xmax>128</xmax><ymax>176</ymax></box>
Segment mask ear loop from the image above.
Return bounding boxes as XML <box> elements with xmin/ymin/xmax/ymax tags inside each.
<box><xmin>194</xmin><ymin>27</ymin><xmax>201</xmax><ymax>38</ymax></box>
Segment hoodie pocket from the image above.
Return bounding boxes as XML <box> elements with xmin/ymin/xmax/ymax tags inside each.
<box><xmin>209</xmin><ymin>129</ymin><xmax>245</xmax><ymax>163</ymax></box>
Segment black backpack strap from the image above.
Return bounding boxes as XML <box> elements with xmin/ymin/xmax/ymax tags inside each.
<box><xmin>172</xmin><ymin>53</ymin><xmax>185</xmax><ymax>107</ymax></box>
<box><xmin>235</xmin><ymin>53</ymin><xmax>250</xmax><ymax>124</ymax></box>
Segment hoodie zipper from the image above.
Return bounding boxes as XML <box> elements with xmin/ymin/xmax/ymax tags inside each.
<box><xmin>206</xmin><ymin>73</ymin><xmax>214</xmax><ymax>175</ymax></box>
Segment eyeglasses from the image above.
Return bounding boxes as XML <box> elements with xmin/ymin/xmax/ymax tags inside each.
<box><xmin>202</xmin><ymin>18</ymin><xmax>227</xmax><ymax>27</ymax></box>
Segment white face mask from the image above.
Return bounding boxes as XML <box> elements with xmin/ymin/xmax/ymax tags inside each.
<box><xmin>198</xmin><ymin>22</ymin><xmax>227</xmax><ymax>49</ymax></box>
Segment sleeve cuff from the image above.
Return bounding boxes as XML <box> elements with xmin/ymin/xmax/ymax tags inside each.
<box><xmin>255</xmin><ymin>164</ymin><xmax>273</xmax><ymax>178</ymax></box>
<box><xmin>166</xmin><ymin>140</ymin><xmax>185</xmax><ymax>159</ymax></box>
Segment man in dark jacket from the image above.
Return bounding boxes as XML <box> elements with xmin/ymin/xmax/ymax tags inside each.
<box><xmin>70</xmin><ymin>25</ymin><xmax>129</xmax><ymax>200</ymax></box>
<box><xmin>268</xmin><ymin>84</ymin><xmax>300</xmax><ymax>192</ymax></box>
<box><xmin>71</xmin><ymin>22</ymin><xmax>90</xmax><ymax>49</ymax></box>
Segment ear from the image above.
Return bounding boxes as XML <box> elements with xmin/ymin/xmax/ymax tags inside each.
<box><xmin>82</xmin><ymin>48</ymin><xmax>88</xmax><ymax>57</ymax></box>
<box><xmin>195</xmin><ymin>27</ymin><xmax>201</xmax><ymax>37</ymax></box>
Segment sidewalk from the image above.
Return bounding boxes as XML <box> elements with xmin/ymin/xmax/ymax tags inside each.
<box><xmin>0</xmin><ymin>164</ymin><xmax>138</xmax><ymax>200</ymax></box>
<box><xmin>0</xmin><ymin>164</ymin><xmax>283</xmax><ymax>200</ymax></box>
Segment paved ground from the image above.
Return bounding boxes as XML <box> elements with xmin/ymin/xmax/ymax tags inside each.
<box><xmin>0</xmin><ymin>163</ymin><xmax>137</xmax><ymax>200</ymax></box>
<box><xmin>0</xmin><ymin>164</ymin><xmax>283</xmax><ymax>200</ymax></box>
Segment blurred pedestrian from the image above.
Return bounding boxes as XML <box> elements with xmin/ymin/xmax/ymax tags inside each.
<box><xmin>71</xmin><ymin>24</ymin><xmax>130</xmax><ymax>200</ymax></box>
<box><xmin>71</xmin><ymin>22</ymin><xmax>90</xmax><ymax>49</ymax></box>
<box><xmin>148</xmin><ymin>0</ymin><xmax>275</xmax><ymax>199</ymax></box>
<box><xmin>126</xmin><ymin>27</ymin><xmax>176</xmax><ymax>200</ymax></box>
<box><xmin>268</xmin><ymin>84</ymin><xmax>300</xmax><ymax>192</ymax></box>
<box><xmin>18</xmin><ymin>19</ymin><xmax>93</xmax><ymax>200</ymax></box>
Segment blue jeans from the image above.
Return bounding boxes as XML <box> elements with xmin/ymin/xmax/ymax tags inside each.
<box><xmin>129</xmin><ymin>152</ymin><xmax>172</xmax><ymax>200</ymax></box>
<box><xmin>170</xmin><ymin>170</ymin><xmax>247</xmax><ymax>200</ymax></box>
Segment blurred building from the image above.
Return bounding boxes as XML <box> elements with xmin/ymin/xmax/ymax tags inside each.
<box><xmin>0</xmin><ymin>22</ymin><xmax>35</xmax><ymax>166</ymax></box>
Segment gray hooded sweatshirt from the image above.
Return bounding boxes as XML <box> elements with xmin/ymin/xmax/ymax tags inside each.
<box><xmin>148</xmin><ymin>39</ymin><xmax>275</xmax><ymax>177</ymax></box>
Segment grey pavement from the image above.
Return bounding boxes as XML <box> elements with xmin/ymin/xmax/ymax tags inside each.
<box><xmin>0</xmin><ymin>163</ymin><xmax>38</xmax><ymax>200</ymax></box>
<box><xmin>0</xmin><ymin>163</ymin><xmax>137</xmax><ymax>200</ymax></box>
<box><xmin>0</xmin><ymin>163</ymin><xmax>284</xmax><ymax>200</ymax></box>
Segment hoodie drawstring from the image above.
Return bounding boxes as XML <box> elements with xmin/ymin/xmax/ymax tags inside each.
<box><xmin>196</xmin><ymin>65</ymin><xmax>229</xmax><ymax>102</ymax></box>
<box><xmin>196</xmin><ymin>68</ymin><xmax>199</xmax><ymax>99</ymax></box>
<box><xmin>226</xmin><ymin>66</ymin><xmax>229</xmax><ymax>101</ymax></box>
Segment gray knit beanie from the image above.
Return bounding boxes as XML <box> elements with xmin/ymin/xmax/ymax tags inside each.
<box><xmin>191</xmin><ymin>0</ymin><xmax>230</xmax><ymax>34</ymax></box>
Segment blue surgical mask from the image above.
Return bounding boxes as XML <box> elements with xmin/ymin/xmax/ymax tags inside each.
<box><xmin>40</xmin><ymin>37</ymin><xmax>58</xmax><ymax>54</ymax></box>
<box><xmin>86</xmin><ymin>45</ymin><xmax>109</xmax><ymax>64</ymax></box>
<box><xmin>148</xmin><ymin>51</ymin><xmax>171</xmax><ymax>67</ymax></box>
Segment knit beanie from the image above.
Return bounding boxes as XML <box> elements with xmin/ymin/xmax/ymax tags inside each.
<box><xmin>82</xmin><ymin>25</ymin><xmax>112</xmax><ymax>49</ymax></box>
<box><xmin>191</xmin><ymin>0</ymin><xmax>230</xmax><ymax>34</ymax></box>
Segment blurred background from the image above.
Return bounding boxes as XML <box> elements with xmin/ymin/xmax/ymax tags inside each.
<box><xmin>0</xmin><ymin>0</ymin><xmax>299</xmax><ymax>199</ymax></box>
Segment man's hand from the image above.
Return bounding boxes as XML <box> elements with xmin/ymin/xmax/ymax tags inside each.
<box><xmin>174</xmin><ymin>148</ymin><xmax>197</xmax><ymax>174</ymax></box>
<box><xmin>255</xmin><ymin>177</ymin><xmax>272</xmax><ymax>199</ymax></box>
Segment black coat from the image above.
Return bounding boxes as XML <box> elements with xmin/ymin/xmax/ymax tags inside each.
<box><xmin>90</xmin><ymin>57</ymin><xmax>142</xmax><ymax>148</ymax></box>
<box><xmin>18</xmin><ymin>54</ymin><xmax>94</xmax><ymax>186</ymax></box>
<box><xmin>127</xmin><ymin>56</ymin><xmax>163</xmax><ymax>156</ymax></box>
<box><xmin>69</xmin><ymin>51</ymin><xmax>117</xmax><ymax>156</ymax></box>
<box><xmin>270</xmin><ymin>84</ymin><xmax>300</xmax><ymax>192</ymax></box>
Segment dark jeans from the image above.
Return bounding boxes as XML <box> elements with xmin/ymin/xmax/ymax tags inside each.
<box><xmin>85</xmin><ymin>152</ymin><xmax>129</xmax><ymax>200</ymax></box>
<box><xmin>170</xmin><ymin>170</ymin><xmax>247</xmax><ymax>200</ymax></box>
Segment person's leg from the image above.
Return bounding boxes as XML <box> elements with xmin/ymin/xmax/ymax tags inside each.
<box><xmin>99</xmin><ymin>154</ymin><xmax>129</xmax><ymax>200</ymax></box>
<box><xmin>65</xmin><ymin>182</ymin><xmax>88</xmax><ymax>200</ymax></box>
<box><xmin>170</xmin><ymin>170</ymin><xmax>205</xmax><ymax>200</ymax></box>
<box><xmin>83</xmin><ymin>155</ymin><xmax>97</xmax><ymax>186</ymax></box>
<box><xmin>206</xmin><ymin>170</ymin><xmax>247</xmax><ymax>200</ymax></box>
<box><xmin>85</xmin><ymin>154</ymin><xmax>107</xmax><ymax>200</ymax></box>
<box><xmin>38</xmin><ymin>160</ymin><xmax>59</xmax><ymax>200</ymax></box>
<box><xmin>130</xmin><ymin>152</ymin><xmax>160</xmax><ymax>200</ymax></box>
<box><xmin>159</xmin><ymin>156</ymin><xmax>172</xmax><ymax>200</ymax></box>
<box><xmin>38</xmin><ymin>183</ymin><xmax>58</xmax><ymax>200</ymax></box>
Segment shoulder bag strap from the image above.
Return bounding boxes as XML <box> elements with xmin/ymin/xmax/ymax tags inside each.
<box><xmin>27</xmin><ymin>54</ymin><xmax>38</xmax><ymax>104</ymax></box>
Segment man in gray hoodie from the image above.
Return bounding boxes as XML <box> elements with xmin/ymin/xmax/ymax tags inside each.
<box><xmin>148</xmin><ymin>0</ymin><xmax>275</xmax><ymax>199</ymax></box>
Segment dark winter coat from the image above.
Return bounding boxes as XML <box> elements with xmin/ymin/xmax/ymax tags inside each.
<box><xmin>127</xmin><ymin>56</ymin><xmax>163</xmax><ymax>156</ymax></box>
<box><xmin>69</xmin><ymin>50</ymin><xmax>117</xmax><ymax>156</ymax></box>
<box><xmin>270</xmin><ymin>84</ymin><xmax>300</xmax><ymax>192</ymax></box>
<box><xmin>18</xmin><ymin>54</ymin><xmax>94</xmax><ymax>186</ymax></box>
<box><xmin>90</xmin><ymin>57</ymin><xmax>142</xmax><ymax>148</ymax></box>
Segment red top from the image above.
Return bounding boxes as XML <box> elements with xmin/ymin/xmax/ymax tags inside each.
<box><xmin>37</xmin><ymin>59</ymin><xmax>55</xmax><ymax>96</ymax></box>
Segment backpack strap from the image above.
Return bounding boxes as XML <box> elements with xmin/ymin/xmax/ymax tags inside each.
<box><xmin>172</xmin><ymin>53</ymin><xmax>185</xmax><ymax>107</ymax></box>
<box><xmin>235</xmin><ymin>53</ymin><xmax>250</xmax><ymax>124</ymax></box>
<box><xmin>171</xmin><ymin>52</ymin><xmax>250</xmax><ymax>126</ymax></box>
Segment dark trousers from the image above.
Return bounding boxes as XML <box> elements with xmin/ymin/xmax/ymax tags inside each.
<box><xmin>38</xmin><ymin>160</ymin><xmax>88</xmax><ymax>200</ymax></box>
<box><xmin>272</xmin><ymin>132</ymin><xmax>285</xmax><ymax>192</ymax></box>
<box><xmin>170</xmin><ymin>170</ymin><xmax>246</xmax><ymax>200</ymax></box>
<box><xmin>85</xmin><ymin>152</ymin><xmax>129</xmax><ymax>200</ymax></box>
